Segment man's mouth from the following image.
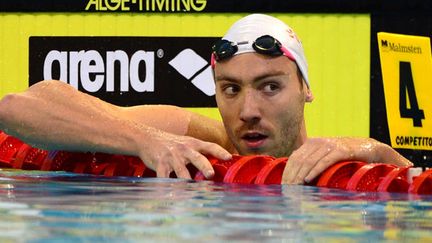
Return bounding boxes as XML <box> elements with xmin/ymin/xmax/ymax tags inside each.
<box><xmin>241</xmin><ymin>132</ymin><xmax>268</xmax><ymax>149</ymax></box>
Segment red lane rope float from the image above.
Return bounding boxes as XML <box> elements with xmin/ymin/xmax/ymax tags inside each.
<box><xmin>90</xmin><ymin>153</ymin><xmax>116</xmax><ymax>175</ymax></box>
<box><xmin>69</xmin><ymin>152</ymin><xmax>145</xmax><ymax>177</ymax></box>
<box><xmin>408</xmin><ymin>169</ymin><xmax>432</xmax><ymax>194</ymax></box>
<box><xmin>12</xmin><ymin>144</ymin><xmax>48</xmax><ymax>170</ymax></box>
<box><xmin>254</xmin><ymin>157</ymin><xmax>287</xmax><ymax>185</ymax></box>
<box><xmin>194</xmin><ymin>155</ymin><xmax>242</xmax><ymax>182</ymax></box>
<box><xmin>42</xmin><ymin>151</ymin><xmax>94</xmax><ymax>172</ymax></box>
<box><xmin>41</xmin><ymin>151</ymin><xmax>70</xmax><ymax>171</ymax></box>
<box><xmin>316</xmin><ymin>161</ymin><xmax>366</xmax><ymax>190</ymax></box>
<box><xmin>346</xmin><ymin>163</ymin><xmax>396</xmax><ymax>192</ymax></box>
<box><xmin>11</xmin><ymin>144</ymin><xmax>32</xmax><ymax>169</ymax></box>
<box><xmin>224</xmin><ymin>155</ymin><xmax>274</xmax><ymax>184</ymax></box>
<box><xmin>101</xmin><ymin>155</ymin><xmax>149</xmax><ymax>177</ymax></box>
<box><xmin>100</xmin><ymin>154</ymin><xmax>127</xmax><ymax>176</ymax></box>
<box><xmin>0</xmin><ymin>134</ymin><xmax>24</xmax><ymax>168</ymax></box>
<box><xmin>0</xmin><ymin>131</ymin><xmax>8</xmax><ymax>143</ymax></box>
<box><xmin>125</xmin><ymin>156</ymin><xmax>148</xmax><ymax>177</ymax></box>
<box><xmin>377</xmin><ymin>166</ymin><xmax>411</xmax><ymax>193</ymax></box>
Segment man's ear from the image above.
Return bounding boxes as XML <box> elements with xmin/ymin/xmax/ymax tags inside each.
<box><xmin>305</xmin><ymin>87</ymin><xmax>314</xmax><ymax>102</ymax></box>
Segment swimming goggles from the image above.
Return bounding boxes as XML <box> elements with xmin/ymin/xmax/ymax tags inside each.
<box><xmin>210</xmin><ymin>35</ymin><xmax>295</xmax><ymax>68</ymax></box>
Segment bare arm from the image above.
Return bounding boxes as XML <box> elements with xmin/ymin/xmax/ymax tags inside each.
<box><xmin>120</xmin><ymin>105</ymin><xmax>234</xmax><ymax>151</ymax></box>
<box><xmin>0</xmin><ymin>80</ymin><xmax>231</xmax><ymax>178</ymax></box>
<box><xmin>1</xmin><ymin>80</ymin><xmax>128</xmax><ymax>151</ymax></box>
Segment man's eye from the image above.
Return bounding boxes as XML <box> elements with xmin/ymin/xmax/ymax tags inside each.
<box><xmin>223</xmin><ymin>85</ymin><xmax>240</xmax><ymax>95</ymax></box>
<box><xmin>262</xmin><ymin>83</ymin><xmax>280</xmax><ymax>93</ymax></box>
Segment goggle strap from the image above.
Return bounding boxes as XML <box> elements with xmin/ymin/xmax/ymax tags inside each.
<box><xmin>280</xmin><ymin>46</ymin><xmax>296</xmax><ymax>62</ymax></box>
<box><xmin>211</xmin><ymin>53</ymin><xmax>216</xmax><ymax>68</ymax></box>
<box><xmin>210</xmin><ymin>41</ymin><xmax>296</xmax><ymax>69</ymax></box>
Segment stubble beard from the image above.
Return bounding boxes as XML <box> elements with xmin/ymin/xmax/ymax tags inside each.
<box><xmin>225</xmin><ymin>108</ymin><xmax>304</xmax><ymax>158</ymax></box>
<box><xmin>270</xmin><ymin>109</ymin><xmax>304</xmax><ymax>158</ymax></box>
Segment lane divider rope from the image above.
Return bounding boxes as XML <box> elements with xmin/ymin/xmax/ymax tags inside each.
<box><xmin>0</xmin><ymin>130</ymin><xmax>430</xmax><ymax>194</ymax></box>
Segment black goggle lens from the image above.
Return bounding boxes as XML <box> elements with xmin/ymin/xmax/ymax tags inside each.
<box><xmin>212</xmin><ymin>35</ymin><xmax>283</xmax><ymax>61</ymax></box>
<box><xmin>253</xmin><ymin>35</ymin><xmax>283</xmax><ymax>56</ymax></box>
<box><xmin>212</xmin><ymin>40</ymin><xmax>238</xmax><ymax>61</ymax></box>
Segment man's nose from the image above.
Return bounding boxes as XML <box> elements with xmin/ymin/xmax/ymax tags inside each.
<box><xmin>239</xmin><ymin>89</ymin><xmax>261</xmax><ymax>123</ymax></box>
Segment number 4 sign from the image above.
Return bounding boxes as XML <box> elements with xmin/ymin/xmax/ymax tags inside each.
<box><xmin>378</xmin><ymin>32</ymin><xmax>432</xmax><ymax>150</ymax></box>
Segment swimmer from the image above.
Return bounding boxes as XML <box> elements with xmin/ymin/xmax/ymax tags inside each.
<box><xmin>0</xmin><ymin>14</ymin><xmax>412</xmax><ymax>184</ymax></box>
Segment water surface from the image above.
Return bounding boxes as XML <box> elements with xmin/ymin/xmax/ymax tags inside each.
<box><xmin>0</xmin><ymin>169</ymin><xmax>431</xmax><ymax>242</ymax></box>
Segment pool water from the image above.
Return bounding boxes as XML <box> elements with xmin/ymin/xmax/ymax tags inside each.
<box><xmin>0</xmin><ymin>169</ymin><xmax>431</xmax><ymax>242</ymax></box>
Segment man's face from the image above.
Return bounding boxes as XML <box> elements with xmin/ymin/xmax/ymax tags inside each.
<box><xmin>214</xmin><ymin>53</ymin><xmax>312</xmax><ymax>157</ymax></box>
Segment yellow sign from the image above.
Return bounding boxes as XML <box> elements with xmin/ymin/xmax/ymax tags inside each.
<box><xmin>378</xmin><ymin>32</ymin><xmax>432</xmax><ymax>150</ymax></box>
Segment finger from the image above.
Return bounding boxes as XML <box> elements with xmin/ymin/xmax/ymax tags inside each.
<box><xmin>304</xmin><ymin>152</ymin><xmax>343</xmax><ymax>183</ymax></box>
<box><xmin>170</xmin><ymin>152</ymin><xmax>192</xmax><ymax>179</ymax></box>
<box><xmin>388</xmin><ymin>149</ymin><xmax>413</xmax><ymax>167</ymax></box>
<box><xmin>198</xmin><ymin>141</ymin><xmax>232</xmax><ymax>161</ymax></box>
<box><xmin>171</xmin><ymin>164</ymin><xmax>192</xmax><ymax>179</ymax></box>
<box><xmin>184</xmin><ymin>149</ymin><xmax>214</xmax><ymax>179</ymax></box>
<box><xmin>293</xmin><ymin>146</ymin><xmax>332</xmax><ymax>184</ymax></box>
<box><xmin>282</xmin><ymin>144</ymin><xmax>316</xmax><ymax>184</ymax></box>
<box><xmin>282</xmin><ymin>158</ymin><xmax>301</xmax><ymax>184</ymax></box>
<box><xmin>156</xmin><ymin>164</ymin><xmax>170</xmax><ymax>178</ymax></box>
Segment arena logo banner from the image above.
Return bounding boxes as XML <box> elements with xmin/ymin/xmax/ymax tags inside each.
<box><xmin>29</xmin><ymin>37</ymin><xmax>218</xmax><ymax>107</ymax></box>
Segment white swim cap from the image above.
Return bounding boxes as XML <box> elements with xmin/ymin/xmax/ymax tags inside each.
<box><xmin>221</xmin><ymin>14</ymin><xmax>310</xmax><ymax>87</ymax></box>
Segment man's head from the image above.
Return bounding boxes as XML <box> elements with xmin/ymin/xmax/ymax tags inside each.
<box><xmin>212</xmin><ymin>14</ymin><xmax>314</xmax><ymax>157</ymax></box>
